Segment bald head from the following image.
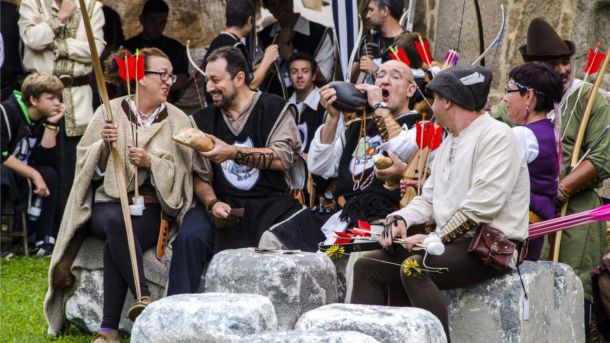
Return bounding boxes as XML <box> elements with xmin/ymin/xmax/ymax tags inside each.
<box><xmin>375</xmin><ymin>60</ymin><xmax>416</xmax><ymax>114</ymax></box>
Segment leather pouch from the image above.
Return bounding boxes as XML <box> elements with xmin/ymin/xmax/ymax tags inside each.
<box><xmin>467</xmin><ymin>225</ymin><xmax>516</xmax><ymax>270</ymax></box>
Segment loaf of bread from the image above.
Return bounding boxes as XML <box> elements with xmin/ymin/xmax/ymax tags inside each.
<box><xmin>172</xmin><ymin>127</ymin><xmax>214</xmax><ymax>152</ymax></box>
<box><xmin>373</xmin><ymin>154</ymin><xmax>393</xmax><ymax>169</ymax></box>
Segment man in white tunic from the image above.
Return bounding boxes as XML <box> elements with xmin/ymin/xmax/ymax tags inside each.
<box><xmin>350</xmin><ymin>66</ymin><xmax>530</xmax><ymax>342</ymax></box>
<box><xmin>18</xmin><ymin>0</ymin><xmax>105</xmax><ymax>210</ymax></box>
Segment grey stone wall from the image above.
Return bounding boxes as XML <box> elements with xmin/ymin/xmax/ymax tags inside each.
<box><xmin>417</xmin><ymin>0</ymin><xmax>610</xmax><ymax>106</ymax></box>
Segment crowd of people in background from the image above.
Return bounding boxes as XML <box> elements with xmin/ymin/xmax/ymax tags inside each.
<box><xmin>1</xmin><ymin>0</ymin><xmax>609</xmax><ymax>342</ymax></box>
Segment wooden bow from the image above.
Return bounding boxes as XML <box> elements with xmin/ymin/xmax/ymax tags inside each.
<box><xmin>78</xmin><ymin>0</ymin><xmax>143</xmax><ymax>300</ymax></box>
<box><xmin>472</xmin><ymin>4</ymin><xmax>505</xmax><ymax>66</ymax></box>
<box><xmin>549</xmin><ymin>47</ymin><xmax>610</xmax><ymax>261</ymax></box>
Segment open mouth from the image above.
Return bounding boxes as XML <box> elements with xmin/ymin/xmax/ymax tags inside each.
<box><xmin>211</xmin><ymin>93</ymin><xmax>222</xmax><ymax>102</ymax></box>
<box><xmin>381</xmin><ymin>88</ymin><xmax>389</xmax><ymax>101</ymax></box>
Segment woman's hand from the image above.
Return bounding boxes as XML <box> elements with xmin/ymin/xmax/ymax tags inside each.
<box><xmin>127</xmin><ymin>145</ymin><xmax>151</xmax><ymax>168</ymax></box>
<box><xmin>101</xmin><ymin>122</ymin><xmax>118</xmax><ymax>144</ymax></box>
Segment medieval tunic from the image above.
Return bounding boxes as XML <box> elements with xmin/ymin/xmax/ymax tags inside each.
<box><xmin>512</xmin><ymin>119</ymin><xmax>558</xmax><ymax>260</ymax></box>
<box><xmin>288</xmin><ymin>87</ymin><xmax>325</xmax><ymax>153</ymax></box>
<box><xmin>44</xmin><ymin>97</ymin><xmax>193</xmax><ymax>335</ymax></box>
<box><xmin>258</xmin><ymin>15</ymin><xmax>334</xmax><ymax>96</ymax></box>
<box><xmin>392</xmin><ymin>113</ymin><xmax>530</xmax><ymax>265</ymax></box>
<box><xmin>192</xmin><ymin>92</ymin><xmax>302</xmax><ymax>251</ymax></box>
<box><xmin>496</xmin><ymin>80</ymin><xmax>610</xmax><ymax>298</ymax></box>
<box><xmin>268</xmin><ymin>111</ymin><xmax>420</xmax><ymax>251</ymax></box>
<box><xmin>18</xmin><ymin>0</ymin><xmax>105</xmax><ymax>137</ymax></box>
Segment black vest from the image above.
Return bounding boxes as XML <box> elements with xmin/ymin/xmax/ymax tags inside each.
<box><xmin>297</xmin><ymin>102</ymin><xmax>326</xmax><ymax>153</ymax></box>
<box><xmin>336</xmin><ymin>113</ymin><xmax>417</xmax><ymax>202</ymax></box>
<box><xmin>193</xmin><ymin>93</ymin><xmax>294</xmax><ymax>198</ymax></box>
<box><xmin>258</xmin><ymin>20</ymin><xmax>329</xmax><ymax>97</ymax></box>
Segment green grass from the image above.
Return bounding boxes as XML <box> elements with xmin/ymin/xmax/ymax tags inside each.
<box><xmin>0</xmin><ymin>256</ymin><xmax>92</xmax><ymax>342</ymax></box>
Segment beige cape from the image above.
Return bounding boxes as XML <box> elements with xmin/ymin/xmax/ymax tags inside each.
<box><xmin>44</xmin><ymin>97</ymin><xmax>194</xmax><ymax>335</ymax></box>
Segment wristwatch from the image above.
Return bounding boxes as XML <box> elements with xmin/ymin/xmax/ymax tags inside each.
<box><xmin>372</xmin><ymin>101</ymin><xmax>389</xmax><ymax>111</ymax></box>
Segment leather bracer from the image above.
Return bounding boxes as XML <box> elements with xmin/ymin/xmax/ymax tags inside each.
<box><xmin>557</xmin><ymin>159</ymin><xmax>598</xmax><ymax>205</ymax></box>
<box><xmin>434</xmin><ymin>209</ymin><xmax>479</xmax><ymax>244</ymax></box>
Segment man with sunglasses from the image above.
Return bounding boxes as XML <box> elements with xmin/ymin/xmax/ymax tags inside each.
<box><xmin>495</xmin><ymin>18</ymin><xmax>610</xmax><ymax>314</ymax></box>
<box><xmin>166</xmin><ymin>46</ymin><xmax>303</xmax><ymax>295</ymax></box>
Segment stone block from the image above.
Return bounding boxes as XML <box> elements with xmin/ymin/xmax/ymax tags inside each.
<box><xmin>205</xmin><ymin>248</ymin><xmax>337</xmax><ymax>329</ymax></box>
<box><xmin>65</xmin><ymin>237</ymin><xmax>171</xmax><ymax>333</ymax></box>
<box><xmin>295</xmin><ymin>303</ymin><xmax>447</xmax><ymax>343</ymax></box>
<box><xmin>442</xmin><ymin>261</ymin><xmax>584</xmax><ymax>343</ymax></box>
<box><xmin>242</xmin><ymin>330</ymin><xmax>380</xmax><ymax>343</ymax></box>
<box><xmin>130</xmin><ymin>293</ymin><xmax>277</xmax><ymax>343</ymax></box>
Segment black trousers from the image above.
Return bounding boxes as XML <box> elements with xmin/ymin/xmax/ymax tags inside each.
<box><xmin>56</xmin><ymin>123</ymin><xmax>79</xmax><ymax>226</ymax></box>
<box><xmin>351</xmin><ymin>237</ymin><xmax>508</xmax><ymax>342</ymax></box>
<box><xmin>89</xmin><ymin>202</ymin><xmax>160</xmax><ymax>330</ymax></box>
<box><xmin>167</xmin><ymin>204</ymin><xmax>215</xmax><ymax>295</ymax></box>
<box><xmin>1</xmin><ymin>164</ymin><xmax>59</xmax><ymax>241</ymax></box>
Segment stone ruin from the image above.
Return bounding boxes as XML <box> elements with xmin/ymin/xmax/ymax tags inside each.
<box><xmin>65</xmin><ymin>238</ymin><xmax>585</xmax><ymax>342</ymax></box>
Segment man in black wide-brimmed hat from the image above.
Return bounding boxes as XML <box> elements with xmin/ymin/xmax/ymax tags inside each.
<box><xmin>496</xmin><ymin>17</ymin><xmax>610</xmax><ymax>323</ymax></box>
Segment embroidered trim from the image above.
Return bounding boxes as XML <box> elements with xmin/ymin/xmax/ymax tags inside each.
<box><xmin>221</xmin><ymin>92</ymin><xmax>260</xmax><ymax>136</ymax></box>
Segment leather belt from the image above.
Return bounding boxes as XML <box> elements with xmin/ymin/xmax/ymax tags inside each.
<box><xmin>59</xmin><ymin>74</ymin><xmax>91</xmax><ymax>88</ymax></box>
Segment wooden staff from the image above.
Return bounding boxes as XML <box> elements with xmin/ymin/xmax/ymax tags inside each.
<box><xmin>549</xmin><ymin>47</ymin><xmax>610</xmax><ymax>262</ymax></box>
<box><xmin>78</xmin><ymin>0</ymin><xmax>142</xmax><ymax>300</ymax></box>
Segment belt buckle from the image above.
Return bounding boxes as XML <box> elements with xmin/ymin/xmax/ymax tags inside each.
<box><xmin>59</xmin><ymin>75</ymin><xmax>73</xmax><ymax>87</ymax></box>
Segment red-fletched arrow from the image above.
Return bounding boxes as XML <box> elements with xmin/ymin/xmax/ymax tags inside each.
<box><xmin>350</xmin><ymin>227</ymin><xmax>372</xmax><ymax>237</ymax></box>
<box><xmin>416</xmin><ymin>35</ymin><xmax>432</xmax><ymax>66</ymax></box>
<box><xmin>115</xmin><ymin>51</ymin><xmax>145</xmax><ymax>82</ymax></box>
<box><xmin>584</xmin><ymin>43</ymin><xmax>605</xmax><ymax>75</ymax></box>
<box><xmin>415</xmin><ymin>121</ymin><xmax>443</xmax><ymax>150</ymax></box>
<box><xmin>334</xmin><ymin>231</ymin><xmax>356</xmax><ymax>245</ymax></box>
<box><xmin>389</xmin><ymin>46</ymin><xmax>412</xmax><ymax>66</ymax></box>
<box><xmin>357</xmin><ymin>220</ymin><xmax>371</xmax><ymax>231</ymax></box>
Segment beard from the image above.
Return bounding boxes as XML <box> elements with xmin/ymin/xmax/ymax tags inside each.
<box><xmin>212</xmin><ymin>88</ymin><xmax>237</xmax><ymax>110</ymax></box>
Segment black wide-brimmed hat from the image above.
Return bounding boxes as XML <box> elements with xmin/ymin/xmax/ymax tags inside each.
<box><xmin>519</xmin><ymin>17</ymin><xmax>575</xmax><ymax>62</ymax></box>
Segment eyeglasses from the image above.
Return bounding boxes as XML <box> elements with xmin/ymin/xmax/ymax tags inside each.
<box><xmin>145</xmin><ymin>70</ymin><xmax>177</xmax><ymax>83</ymax></box>
<box><xmin>506</xmin><ymin>80</ymin><xmax>545</xmax><ymax>96</ymax></box>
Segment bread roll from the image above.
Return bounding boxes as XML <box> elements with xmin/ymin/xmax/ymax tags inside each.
<box><xmin>373</xmin><ymin>154</ymin><xmax>393</xmax><ymax>169</ymax></box>
<box><xmin>172</xmin><ymin>127</ymin><xmax>214</xmax><ymax>152</ymax></box>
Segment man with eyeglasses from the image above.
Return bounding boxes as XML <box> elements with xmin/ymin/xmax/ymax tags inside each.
<box><xmin>166</xmin><ymin>46</ymin><xmax>303</xmax><ymax>295</ymax></box>
<box><xmin>495</xmin><ymin>18</ymin><xmax>610</xmax><ymax>318</ymax></box>
<box><xmin>258</xmin><ymin>60</ymin><xmax>421</xmax><ymax>298</ymax></box>
<box><xmin>124</xmin><ymin>0</ymin><xmax>188</xmax><ymax>103</ymax></box>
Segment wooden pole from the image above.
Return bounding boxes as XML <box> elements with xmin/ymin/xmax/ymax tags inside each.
<box><xmin>550</xmin><ymin>47</ymin><xmax>610</xmax><ymax>262</ymax></box>
<box><xmin>78</xmin><ymin>0</ymin><xmax>142</xmax><ymax>299</ymax></box>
